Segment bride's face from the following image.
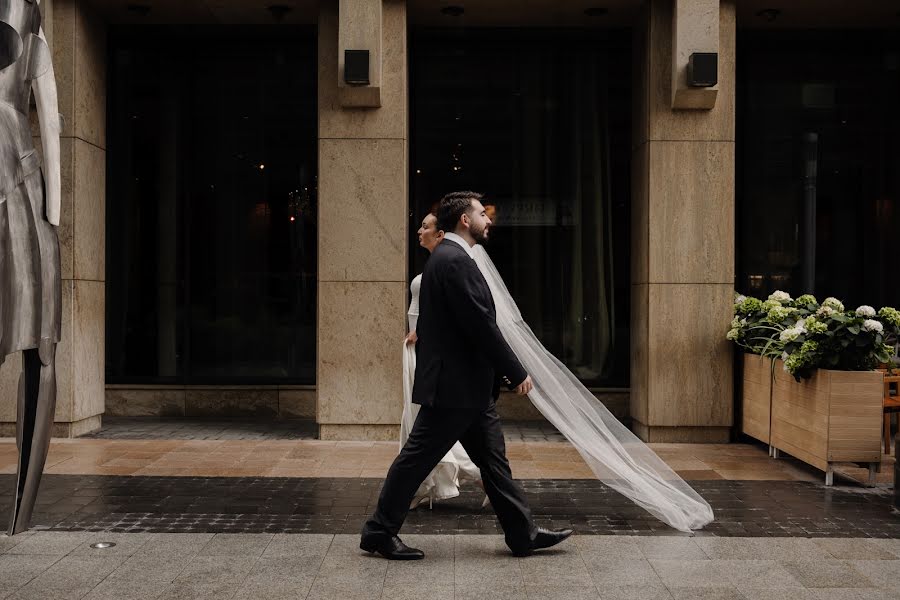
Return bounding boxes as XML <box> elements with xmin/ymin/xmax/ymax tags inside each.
<box><xmin>417</xmin><ymin>214</ymin><xmax>444</xmax><ymax>253</ymax></box>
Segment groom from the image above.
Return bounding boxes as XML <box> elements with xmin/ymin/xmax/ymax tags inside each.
<box><xmin>360</xmin><ymin>191</ymin><xmax>572</xmax><ymax>560</ymax></box>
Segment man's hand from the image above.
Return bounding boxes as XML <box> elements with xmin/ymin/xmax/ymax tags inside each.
<box><xmin>405</xmin><ymin>331</ymin><xmax>418</xmax><ymax>345</ymax></box>
<box><xmin>514</xmin><ymin>375</ymin><xmax>533</xmax><ymax>396</ymax></box>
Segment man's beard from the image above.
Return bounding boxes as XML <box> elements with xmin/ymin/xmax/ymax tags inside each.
<box><xmin>472</xmin><ymin>225</ymin><xmax>489</xmax><ymax>245</ymax></box>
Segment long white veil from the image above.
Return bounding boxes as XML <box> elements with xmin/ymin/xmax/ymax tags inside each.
<box><xmin>472</xmin><ymin>245</ymin><xmax>714</xmax><ymax>533</ymax></box>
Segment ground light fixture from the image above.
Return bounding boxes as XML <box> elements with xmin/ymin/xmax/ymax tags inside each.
<box><xmin>90</xmin><ymin>542</ymin><xmax>117</xmax><ymax>549</ymax></box>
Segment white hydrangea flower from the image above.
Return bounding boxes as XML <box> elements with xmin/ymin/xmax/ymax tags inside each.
<box><xmin>726</xmin><ymin>328</ymin><xmax>740</xmax><ymax>341</ymax></box>
<box><xmin>782</xmin><ymin>351</ymin><xmax>789</xmax><ymax>361</ymax></box>
<box><xmin>734</xmin><ymin>294</ymin><xmax>747</xmax><ymax>304</ymax></box>
<box><xmin>768</xmin><ymin>290</ymin><xmax>792</xmax><ymax>305</ymax></box>
<box><xmin>816</xmin><ymin>305</ymin><xmax>835</xmax><ymax>317</ymax></box>
<box><xmin>779</xmin><ymin>327</ymin><xmax>803</xmax><ymax>342</ymax></box>
<box><xmin>855</xmin><ymin>305</ymin><xmax>876</xmax><ymax>318</ymax></box>
<box><xmin>823</xmin><ymin>297</ymin><xmax>845</xmax><ymax>312</ymax></box>
<box><xmin>863</xmin><ymin>319</ymin><xmax>884</xmax><ymax>334</ymax></box>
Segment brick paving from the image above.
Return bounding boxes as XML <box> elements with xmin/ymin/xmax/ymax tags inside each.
<box><xmin>3</xmin><ymin>475</ymin><xmax>899</xmax><ymax>538</ymax></box>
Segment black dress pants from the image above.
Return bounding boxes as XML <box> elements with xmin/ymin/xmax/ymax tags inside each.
<box><xmin>362</xmin><ymin>401</ymin><xmax>536</xmax><ymax>553</ymax></box>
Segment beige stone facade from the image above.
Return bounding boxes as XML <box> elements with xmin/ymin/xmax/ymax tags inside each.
<box><xmin>2</xmin><ymin>0</ymin><xmax>814</xmax><ymax>444</ymax></box>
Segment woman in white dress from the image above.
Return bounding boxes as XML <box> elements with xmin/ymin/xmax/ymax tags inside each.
<box><xmin>400</xmin><ymin>213</ymin><xmax>483</xmax><ymax>509</ymax></box>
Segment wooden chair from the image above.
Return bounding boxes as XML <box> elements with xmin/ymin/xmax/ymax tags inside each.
<box><xmin>883</xmin><ymin>374</ymin><xmax>900</xmax><ymax>455</ymax></box>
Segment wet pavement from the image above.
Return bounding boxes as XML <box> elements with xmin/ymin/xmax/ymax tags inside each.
<box><xmin>2</xmin><ymin>474</ymin><xmax>899</xmax><ymax>538</ymax></box>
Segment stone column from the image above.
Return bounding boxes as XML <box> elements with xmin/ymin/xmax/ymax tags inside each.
<box><xmin>630</xmin><ymin>0</ymin><xmax>735</xmax><ymax>443</ymax></box>
<box><xmin>316</xmin><ymin>0</ymin><xmax>408</xmax><ymax>440</ymax></box>
<box><xmin>0</xmin><ymin>0</ymin><xmax>107</xmax><ymax>438</ymax></box>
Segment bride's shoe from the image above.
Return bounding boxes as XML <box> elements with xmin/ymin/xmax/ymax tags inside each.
<box><xmin>481</xmin><ymin>495</ymin><xmax>491</xmax><ymax>509</ymax></box>
<box><xmin>410</xmin><ymin>494</ymin><xmax>433</xmax><ymax>510</ymax></box>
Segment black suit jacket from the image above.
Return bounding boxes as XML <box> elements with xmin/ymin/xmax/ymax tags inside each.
<box><xmin>412</xmin><ymin>239</ymin><xmax>527</xmax><ymax>409</ymax></box>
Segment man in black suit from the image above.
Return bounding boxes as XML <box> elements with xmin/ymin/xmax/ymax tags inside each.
<box><xmin>360</xmin><ymin>191</ymin><xmax>572</xmax><ymax>560</ymax></box>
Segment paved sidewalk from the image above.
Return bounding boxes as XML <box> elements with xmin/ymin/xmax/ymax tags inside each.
<box><xmin>3</xmin><ymin>531</ymin><xmax>900</xmax><ymax>600</ymax></box>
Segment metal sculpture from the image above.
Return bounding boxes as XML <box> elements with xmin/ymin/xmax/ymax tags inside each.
<box><xmin>0</xmin><ymin>0</ymin><xmax>63</xmax><ymax>535</ymax></box>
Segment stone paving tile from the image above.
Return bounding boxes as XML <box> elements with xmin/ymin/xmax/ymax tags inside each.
<box><xmin>525</xmin><ymin>585</ymin><xmax>602</xmax><ymax>600</ymax></box>
<box><xmin>738</xmin><ymin>588</ymin><xmax>819</xmax><ymax>600</ymax></box>
<box><xmin>636</xmin><ymin>537</ymin><xmax>708</xmax><ymax>560</ymax></box>
<box><xmin>668</xmin><ymin>587</ymin><xmax>746</xmax><ymax>600</ymax></box>
<box><xmin>594</xmin><ymin>585</ymin><xmax>674</xmax><ymax>600</ymax></box>
<box><xmin>520</xmin><ymin>549</ymin><xmax>593</xmax><ymax>586</ymax></box>
<box><xmin>695</xmin><ymin>537</ymin><xmax>833</xmax><ymax>560</ymax></box>
<box><xmin>847</xmin><ymin>559</ymin><xmax>900</xmax><ymax>588</ymax></box>
<box><xmin>81</xmin><ymin>577</ymin><xmax>166</xmax><ymax>600</ymax></box>
<box><xmin>0</xmin><ymin>554</ymin><xmax>61</xmax><ymax>598</ymax></box>
<box><xmin>155</xmin><ymin>581</ymin><xmax>239</xmax><ymax>600</ymax></box>
<box><xmin>233</xmin><ymin>577</ymin><xmax>317</xmax><ymax>600</ymax></box>
<box><xmin>4</xmin><ymin>531</ymin><xmax>94</xmax><ymax>555</ymax></box>
<box><xmin>0</xmin><ymin>533</ymin><xmax>32</xmax><ymax>554</ymax></box>
<box><xmin>583</xmin><ymin>557</ymin><xmax>663</xmax><ymax>587</ymax></box>
<box><xmin>10</xmin><ymin>556</ymin><xmax>124</xmax><ymax>600</ymax></box>
<box><xmin>263</xmin><ymin>532</ymin><xmax>333</xmax><ymax>557</ymax></box>
<box><xmin>779</xmin><ymin>560</ymin><xmax>875</xmax><ymax>588</ymax></box>
<box><xmin>174</xmin><ymin>555</ymin><xmax>258</xmax><ymax>584</ymax></box>
<box><xmin>455</xmin><ymin>583</ymin><xmax>528</xmax><ymax>600</ymax></box>
<box><xmin>380</xmin><ymin>582</ymin><xmax>455</xmax><ymax>600</ymax></box>
<box><xmin>814</xmin><ymin>591</ymin><xmax>900</xmax><ymax>600</ymax></box>
<box><xmin>139</xmin><ymin>533</ymin><xmax>215</xmax><ymax>556</ymax></box>
<box><xmin>105</xmin><ymin>553</ymin><xmax>193</xmax><ymax>583</ymax></box>
<box><xmin>650</xmin><ymin>559</ymin><xmax>802</xmax><ymax>589</ymax></box>
<box><xmin>67</xmin><ymin>532</ymin><xmax>153</xmax><ymax>557</ymax></box>
<box><xmin>197</xmin><ymin>532</ymin><xmax>273</xmax><ymax>557</ymax></box>
<box><xmin>814</xmin><ymin>538</ymin><xmax>899</xmax><ymax>560</ymax></box>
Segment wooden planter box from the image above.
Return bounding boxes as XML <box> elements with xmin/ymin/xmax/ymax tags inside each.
<box><xmin>770</xmin><ymin>360</ymin><xmax>883</xmax><ymax>485</ymax></box>
<box><xmin>741</xmin><ymin>353</ymin><xmax>774</xmax><ymax>445</ymax></box>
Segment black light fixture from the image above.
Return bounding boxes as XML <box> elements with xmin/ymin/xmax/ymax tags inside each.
<box><xmin>688</xmin><ymin>53</ymin><xmax>717</xmax><ymax>87</ymax></box>
<box><xmin>755</xmin><ymin>8</ymin><xmax>780</xmax><ymax>22</ymax></box>
<box><xmin>583</xmin><ymin>7</ymin><xmax>609</xmax><ymax>17</ymax></box>
<box><xmin>267</xmin><ymin>5</ymin><xmax>292</xmax><ymax>22</ymax></box>
<box><xmin>126</xmin><ymin>4</ymin><xmax>151</xmax><ymax>16</ymax></box>
<box><xmin>344</xmin><ymin>50</ymin><xmax>370</xmax><ymax>86</ymax></box>
<box><xmin>441</xmin><ymin>6</ymin><xmax>465</xmax><ymax>17</ymax></box>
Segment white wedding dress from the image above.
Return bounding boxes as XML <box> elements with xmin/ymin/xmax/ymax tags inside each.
<box><xmin>400</xmin><ymin>274</ymin><xmax>483</xmax><ymax>505</ymax></box>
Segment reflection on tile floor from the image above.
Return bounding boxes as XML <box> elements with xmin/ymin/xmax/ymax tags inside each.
<box><xmin>1</xmin><ymin>436</ymin><xmax>891</xmax><ymax>485</ymax></box>
<box><xmin>82</xmin><ymin>417</ymin><xmax>567</xmax><ymax>443</ymax></box>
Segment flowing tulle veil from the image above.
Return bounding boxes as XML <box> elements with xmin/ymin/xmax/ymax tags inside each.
<box><xmin>471</xmin><ymin>245</ymin><xmax>714</xmax><ymax>532</ymax></box>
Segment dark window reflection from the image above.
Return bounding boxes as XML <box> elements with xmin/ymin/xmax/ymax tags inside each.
<box><xmin>737</xmin><ymin>32</ymin><xmax>900</xmax><ymax>308</ymax></box>
<box><xmin>107</xmin><ymin>27</ymin><xmax>317</xmax><ymax>383</ymax></box>
<box><xmin>411</xmin><ymin>30</ymin><xmax>631</xmax><ymax>387</ymax></box>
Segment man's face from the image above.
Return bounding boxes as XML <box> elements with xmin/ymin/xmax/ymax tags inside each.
<box><xmin>465</xmin><ymin>199</ymin><xmax>492</xmax><ymax>244</ymax></box>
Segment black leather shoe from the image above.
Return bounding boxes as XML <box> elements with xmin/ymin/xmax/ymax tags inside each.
<box><xmin>360</xmin><ymin>534</ymin><xmax>425</xmax><ymax>560</ymax></box>
<box><xmin>512</xmin><ymin>527</ymin><xmax>574</xmax><ymax>557</ymax></box>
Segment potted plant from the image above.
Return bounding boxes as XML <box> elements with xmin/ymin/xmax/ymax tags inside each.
<box><xmin>728</xmin><ymin>293</ymin><xmax>900</xmax><ymax>485</ymax></box>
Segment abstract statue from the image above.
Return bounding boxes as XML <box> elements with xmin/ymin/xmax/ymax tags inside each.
<box><xmin>0</xmin><ymin>0</ymin><xmax>63</xmax><ymax>535</ymax></box>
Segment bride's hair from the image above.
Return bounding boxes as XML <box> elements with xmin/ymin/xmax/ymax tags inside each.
<box><xmin>437</xmin><ymin>191</ymin><xmax>483</xmax><ymax>231</ymax></box>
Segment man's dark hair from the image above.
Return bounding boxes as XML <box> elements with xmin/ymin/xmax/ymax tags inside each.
<box><xmin>437</xmin><ymin>191</ymin><xmax>484</xmax><ymax>232</ymax></box>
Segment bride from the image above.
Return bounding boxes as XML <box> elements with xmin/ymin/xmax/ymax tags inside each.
<box><xmin>401</xmin><ymin>209</ymin><xmax>714</xmax><ymax>532</ymax></box>
<box><xmin>401</xmin><ymin>212</ymin><xmax>483</xmax><ymax>508</ymax></box>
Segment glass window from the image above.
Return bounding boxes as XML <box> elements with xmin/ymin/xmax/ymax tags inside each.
<box><xmin>410</xmin><ymin>29</ymin><xmax>631</xmax><ymax>387</ymax></box>
<box><xmin>737</xmin><ymin>31</ymin><xmax>900</xmax><ymax>308</ymax></box>
<box><xmin>106</xmin><ymin>27</ymin><xmax>317</xmax><ymax>384</ymax></box>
